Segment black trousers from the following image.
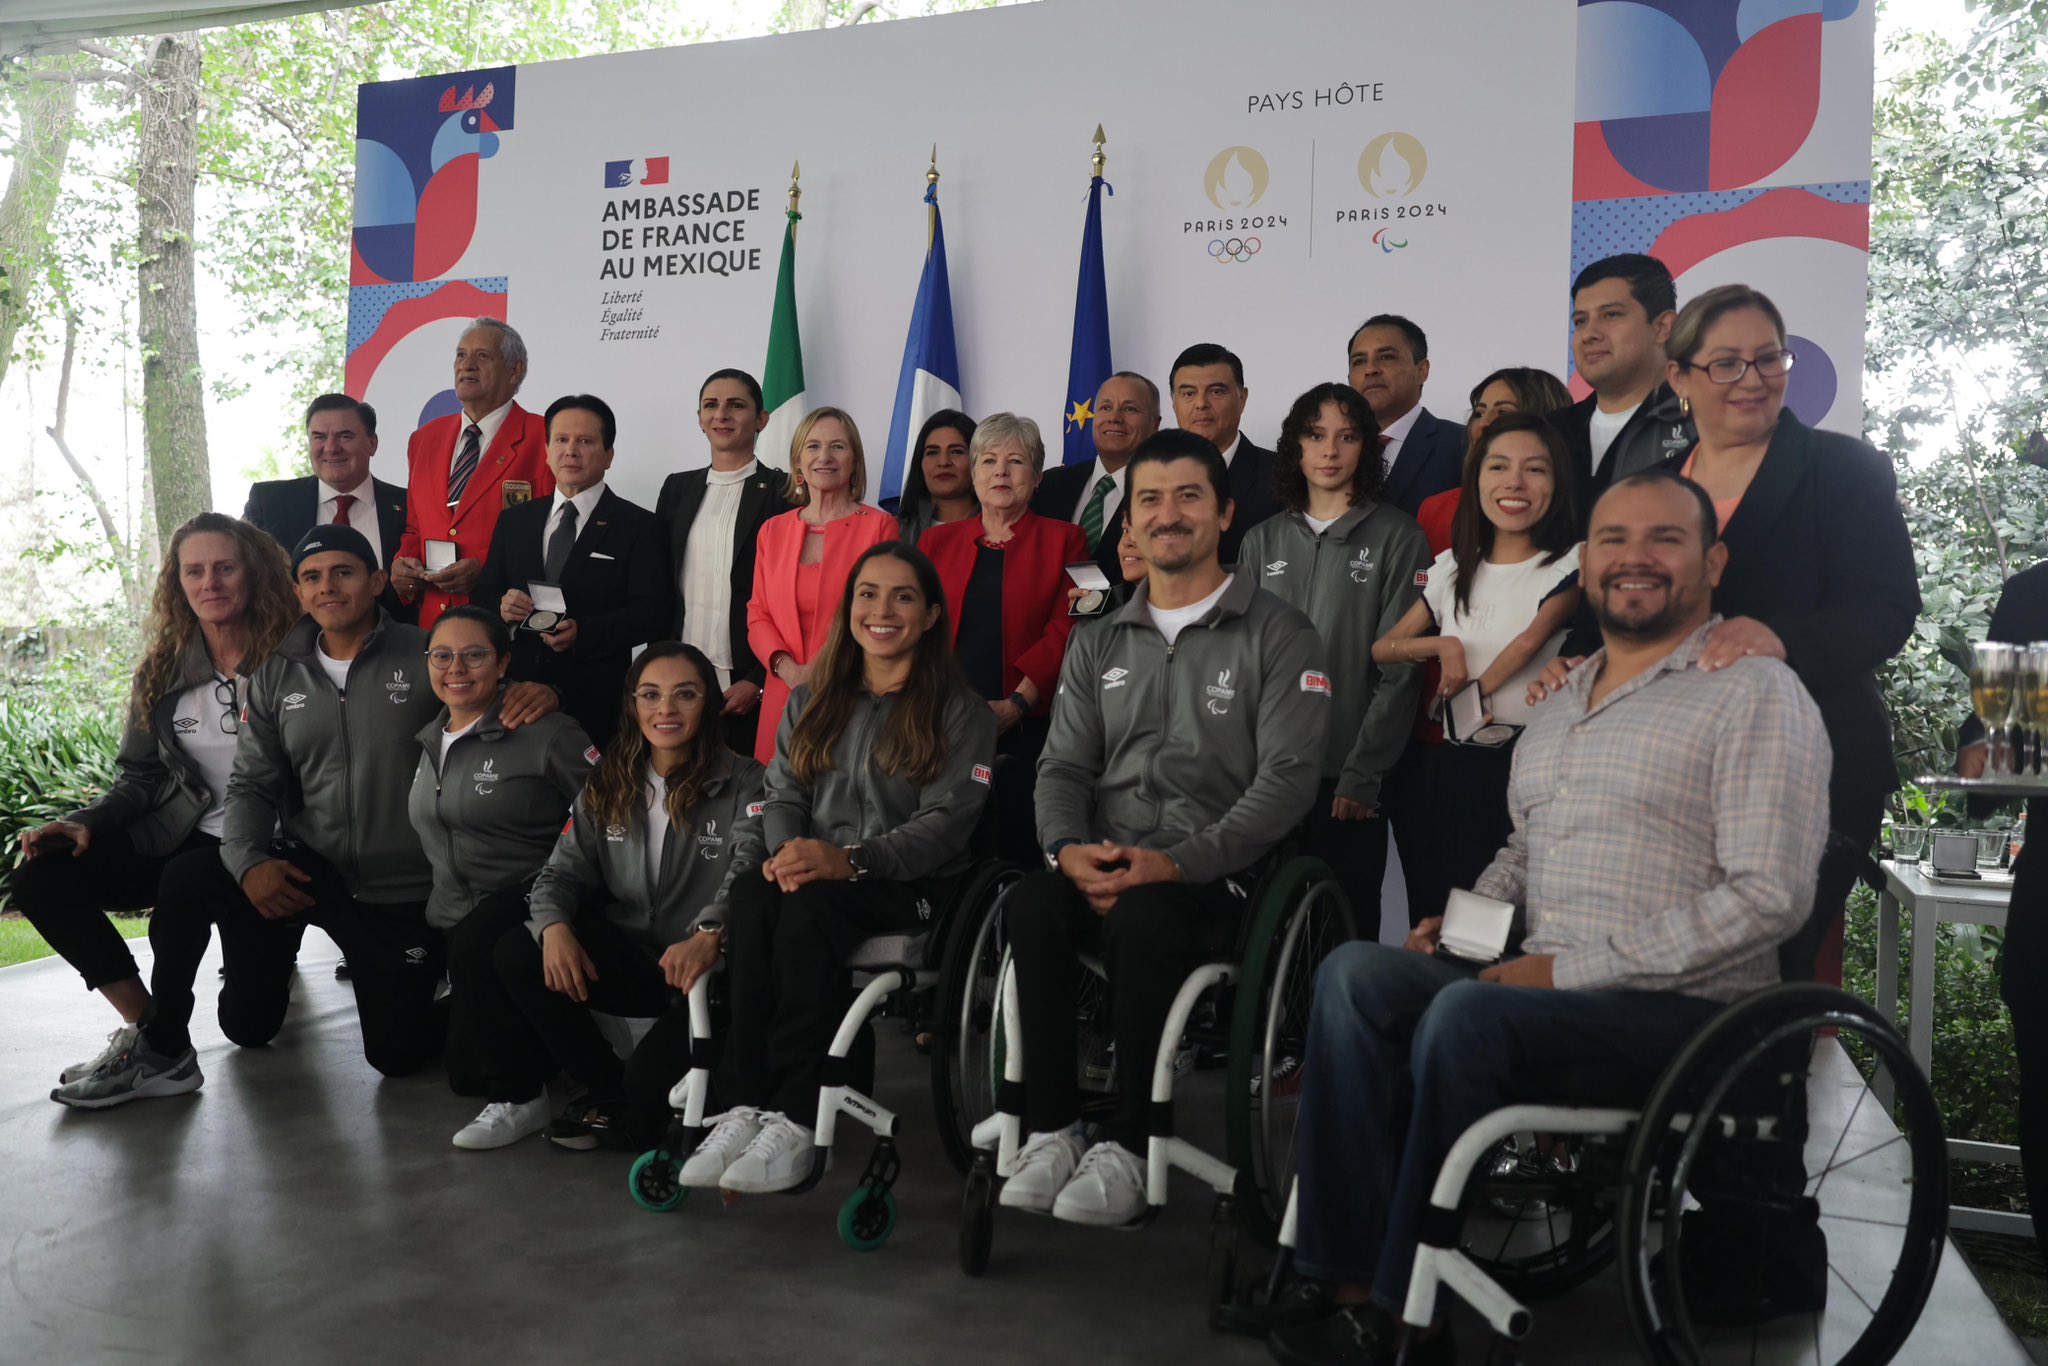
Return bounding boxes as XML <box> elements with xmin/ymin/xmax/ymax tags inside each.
<box><xmin>442</xmin><ymin>885</ymin><xmax>552</xmax><ymax>1101</ymax></box>
<box><xmin>1307</xmin><ymin>777</ymin><xmax>1391</xmax><ymax>941</ymax></box>
<box><xmin>2003</xmin><ymin>843</ymin><xmax>2048</xmax><ymax>1244</ymax></box>
<box><xmin>485</xmin><ymin>909</ymin><xmax>674</xmax><ymax>1110</ymax></box>
<box><xmin>990</xmin><ymin>716</ymin><xmax>1050</xmax><ymax>869</ymax></box>
<box><xmin>151</xmin><ymin>842</ymin><xmax>441</xmax><ymax>1076</ymax></box>
<box><xmin>717</xmin><ymin>874</ymin><xmax>939</xmax><ymax>1118</ymax></box>
<box><xmin>12</xmin><ymin>827</ymin><xmax>219</xmax><ymax>993</ymax></box>
<box><xmin>1383</xmin><ymin>737</ymin><xmax>1446</xmax><ymax>927</ymax></box>
<box><xmin>1427</xmin><ymin>740</ymin><xmax>1519</xmax><ymax>909</ymax></box>
<box><xmin>1004</xmin><ymin>870</ymin><xmax>1245</xmax><ymax>1149</ymax></box>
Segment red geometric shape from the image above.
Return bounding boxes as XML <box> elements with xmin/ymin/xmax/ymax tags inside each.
<box><xmin>350</xmin><ymin>235</ymin><xmax>390</xmax><ymax>286</ymax></box>
<box><xmin>1573</xmin><ymin>122</ymin><xmax>1668</xmax><ymax>203</ymax></box>
<box><xmin>412</xmin><ymin>153</ymin><xmax>480</xmax><ymax>281</ymax></box>
<box><xmin>1649</xmin><ymin>187</ymin><xmax>1868</xmax><ymax>280</ymax></box>
<box><xmin>1709</xmin><ymin>16</ymin><xmax>1823</xmax><ymax>190</ymax></box>
<box><xmin>344</xmin><ymin>280</ymin><xmax>506</xmax><ymax>398</ymax></box>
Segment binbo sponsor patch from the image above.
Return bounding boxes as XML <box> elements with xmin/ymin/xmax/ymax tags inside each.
<box><xmin>582</xmin><ymin>745</ymin><xmax>602</xmax><ymax>764</ymax></box>
<box><xmin>746</xmin><ymin>801</ymin><xmax>766</xmax><ymax>818</ymax></box>
<box><xmin>1414</xmin><ymin>570</ymin><xmax>1429</xmax><ymax>586</ymax></box>
<box><xmin>1300</xmin><ymin>670</ymin><xmax>1333</xmax><ymax>697</ymax></box>
<box><xmin>971</xmin><ymin>763</ymin><xmax>993</xmax><ymax>786</ymax></box>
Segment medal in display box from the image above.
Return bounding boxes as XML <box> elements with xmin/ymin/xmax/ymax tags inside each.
<box><xmin>524</xmin><ymin>581</ymin><xmax>568</xmax><ymax>635</ymax></box>
<box><xmin>1066</xmin><ymin>562</ymin><xmax>1111</xmax><ymax>618</ymax></box>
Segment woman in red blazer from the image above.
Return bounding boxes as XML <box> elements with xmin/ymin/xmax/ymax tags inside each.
<box><xmin>747</xmin><ymin>407</ymin><xmax>898</xmax><ymax>764</ymax></box>
<box><xmin>919</xmin><ymin>413</ymin><xmax>1086</xmax><ymax>864</ymax></box>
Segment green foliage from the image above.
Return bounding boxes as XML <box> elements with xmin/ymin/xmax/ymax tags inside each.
<box><xmin>0</xmin><ymin>912</ymin><xmax>147</xmax><ymax>969</ymax></box>
<box><xmin>0</xmin><ymin>691</ymin><xmax>122</xmax><ymax>910</ymax></box>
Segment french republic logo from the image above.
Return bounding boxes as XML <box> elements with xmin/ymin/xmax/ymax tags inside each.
<box><xmin>1301</xmin><ymin>670</ymin><xmax>1334</xmax><ymax>697</ymax></box>
<box><xmin>605</xmin><ymin>157</ymin><xmax>669</xmax><ymax>189</ymax></box>
<box><xmin>971</xmin><ymin>764</ymin><xmax>994</xmax><ymax>786</ymax></box>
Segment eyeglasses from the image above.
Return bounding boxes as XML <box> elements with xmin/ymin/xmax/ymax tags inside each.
<box><xmin>213</xmin><ymin>676</ymin><xmax>239</xmax><ymax>735</ymax></box>
<box><xmin>425</xmin><ymin>646</ymin><xmax>497</xmax><ymax>672</ymax></box>
<box><xmin>1688</xmin><ymin>350</ymin><xmax>1795</xmax><ymax>385</ymax></box>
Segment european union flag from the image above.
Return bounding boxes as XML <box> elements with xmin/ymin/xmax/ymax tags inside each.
<box><xmin>603</xmin><ymin>159</ymin><xmax>633</xmax><ymax>188</ymax></box>
<box><xmin>880</xmin><ymin>183</ymin><xmax>963</xmax><ymax>509</ymax></box>
<box><xmin>1062</xmin><ymin>173</ymin><xmax>1113</xmax><ymax>466</ymax></box>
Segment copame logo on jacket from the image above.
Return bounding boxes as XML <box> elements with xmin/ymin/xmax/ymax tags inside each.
<box><xmin>471</xmin><ymin>758</ymin><xmax>501</xmax><ymax>796</ymax></box>
<box><xmin>1205</xmin><ymin>668</ymin><xmax>1237</xmax><ymax>716</ymax></box>
<box><xmin>697</xmin><ymin>818</ymin><xmax>724</xmax><ymax>860</ymax></box>
<box><xmin>385</xmin><ymin>669</ymin><xmax>411</xmax><ymax>704</ymax></box>
<box><xmin>1349</xmin><ymin>548</ymin><xmax>1373</xmax><ymax>583</ymax></box>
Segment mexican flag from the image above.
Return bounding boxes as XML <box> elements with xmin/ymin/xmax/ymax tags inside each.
<box><xmin>759</xmin><ymin>207</ymin><xmax>806</xmax><ymax>471</ymax></box>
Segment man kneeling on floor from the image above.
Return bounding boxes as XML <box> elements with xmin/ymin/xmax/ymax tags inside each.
<box><xmin>1265</xmin><ymin>469</ymin><xmax>1830</xmax><ymax>1366</ymax></box>
<box><xmin>1000</xmin><ymin>429</ymin><xmax>1328</xmax><ymax>1226</ymax></box>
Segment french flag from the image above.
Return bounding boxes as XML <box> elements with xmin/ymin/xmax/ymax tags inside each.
<box><xmin>879</xmin><ymin>183</ymin><xmax>962</xmax><ymax>510</ymax></box>
<box><xmin>603</xmin><ymin>156</ymin><xmax>669</xmax><ymax>188</ymax></box>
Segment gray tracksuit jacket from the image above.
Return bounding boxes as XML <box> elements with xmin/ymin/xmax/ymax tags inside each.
<box><xmin>1237</xmin><ymin>502</ymin><xmax>1430</xmax><ymax>807</ymax></box>
<box><xmin>764</xmin><ymin>682</ymin><xmax>997</xmax><ymax>884</ymax></box>
<box><xmin>408</xmin><ymin>704</ymin><xmax>596</xmax><ymax>930</ymax></box>
<box><xmin>1037</xmin><ymin>573</ymin><xmax>1330</xmax><ymax>884</ymax></box>
<box><xmin>71</xmin><ymin>635</ymin><xmax>223</xmax><ymax>856</ymax></box>
<box><xmin>222</xmin><ymin>612</ymin><xmax>442</xmax><ymax>903</ymax></box>
<box><xmin>526</xmin><ymin>746</ymin><xmax>768</xmax><ymax>951</ymax></box>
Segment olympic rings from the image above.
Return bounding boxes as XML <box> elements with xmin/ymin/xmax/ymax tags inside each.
<box><xmin>1207</xmin><ymin>236</ymin><xmax>1262</xmax><ymax>265</ymax></box>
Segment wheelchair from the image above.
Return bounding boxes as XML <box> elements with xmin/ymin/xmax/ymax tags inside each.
<box><xmin>1259</xmin><ymin>847</ymin><xmax>1950</xmax><ymax>1365</ymax></box>
<box><xmin>953</xmin><ymin>852</ymin><xmax>1359</xmax><ymax>1285</ymax></box>
<box><xmin>625</xmin><ymin>857</ymin><xmax>1027</xmax><ymax>1250</ymax></box>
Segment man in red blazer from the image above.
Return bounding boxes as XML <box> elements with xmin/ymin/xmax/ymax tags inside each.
<box><xmin>391</xmin><ymin>317</ymin><xmax>554</xmax><ymax>629</ymax></box>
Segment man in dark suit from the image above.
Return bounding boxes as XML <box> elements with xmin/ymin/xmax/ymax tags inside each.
<box><xmin>654</xmin><ymin>368</ymin><xmax>795</xmax><ymax>754</ymax></box>
<box><xmin>1167</xmin><ymin>342</ymin><xmax>1279</xmax><ymax>565</ymax></box>
<box><xmin>1545</xmin><ymin>253</ymin><xmax>1695</xmax><ymax>516</ymax></box>
<box><xmin>1346</xmin><ymin>315</ymin><xmax>1463</xmax><ymax>517</ymax></box>
<box><xmin>475</xmin><ymin>394</ymin><xmax>674</xmax><ymax>744</ymax></box>
<box><xmin>245</xmin><ymin>395</ymin><xmax>412</xmax><ymax>620</ymax></box>
<box><xmin>1032</xmin><ymin>370</ymin><xmax>1161</xmax><ymax>583</ymax></box>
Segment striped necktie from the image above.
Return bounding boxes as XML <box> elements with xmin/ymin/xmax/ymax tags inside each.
<box><xmin>1079</xmin><ymin>474</ymin><xmax>1116</xmax><ymax>552</ymax></box>
<box><xmin>447</xmin><ymin>423</ymin><xmax>482</xmax><ymax>506</ymax></box>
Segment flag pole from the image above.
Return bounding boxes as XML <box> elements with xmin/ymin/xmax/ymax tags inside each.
<box><xmin>789</xmin><ymin>159</ymin><xmax>801</xmax><ymax>227</ymax></box>
<box><xmin>1092</xmin><ymin>123</ymin><xmax>1106</xmax><ymax>179</ymax></box>
<box><xmin>926</xmin><ymin>144</ymin><xmax>940</xmax><ymax>248</ymax></box>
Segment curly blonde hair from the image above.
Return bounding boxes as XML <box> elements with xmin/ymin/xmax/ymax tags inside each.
<box><xmin>129</xmin><ymin>514</ymin><xmax>300</xmax><ymax>727</ymax></box>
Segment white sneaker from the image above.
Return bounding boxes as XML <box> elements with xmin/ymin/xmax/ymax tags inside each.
<box><xmin>718</xmin><ymin>1112</ymin><xmax>819</xmax><ymax>1193</ymax></box>
<box><xmin>1052</xmin><ymin>1140</ymin><xmax>1148</xmax><ymax>1226</ymax></box>
<box><xmin>451</xmin><ymin>1098</ymin><xmax>549</xmax><ymax>1150</ymax></box>
<box><xmin>677</xmin><ymin>1107</ymin><xmax>763</xmax><ymax>1187</ymax></box>
<box><xmin>60</xmin><ymin>1023</ymin><xmax>140</xmax><ymax>1085</ymax></box>
<box><xmin>999</xmin><ymin>1128</ymin><xmax>1085</xmax><ymax>1213</ymax></box>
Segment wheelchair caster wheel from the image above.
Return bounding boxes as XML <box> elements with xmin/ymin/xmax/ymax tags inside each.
<box><xmin>628</xmin><ymin>1149</ymin><xmax>687</xmax><ymax>1213</ymax></box>
<box><xmin>1204</xmin><ymin>1218</ymin><xmax>1239</xmax><ymax>1324</ymax></box>
<box><xmin>838</xmin><ymin>1182</ymin><xmax>898</xmax><ymax>1251</ymax></box>
<box><xmin>960</xmin><ymin>1161</ymin><xmax>996</xmax><ymax>1277</ymax></box>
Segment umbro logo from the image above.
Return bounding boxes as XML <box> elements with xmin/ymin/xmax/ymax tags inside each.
<box><xmin>1265</xmin><ymin>560</ymin><xmax>1288</xmax><ymax>575</ymax></box>
<box><xmin>283</xmin><ymin>692</ymin><xmax>308</xmax><ymax>710</ymax></box>
<box><xmin>1101</xmin><ymin>666</ymin><xmax>1129</xmax><ymax>690</ymax></box>
<box><xmin>404</xmin><ymin>947</ymin><xmax>428</xmax><ymax>962</ymax></box>
<box><xmin>174</xmin><ymin>717</ymin><xmax>198</xmax><ymax>733</ymax></box>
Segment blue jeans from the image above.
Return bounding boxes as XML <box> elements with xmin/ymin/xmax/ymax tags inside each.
<box><xmin>1290</xmin><ymin>942</ymin><xmax>1722</xmax><ymax>1313</ymax></box>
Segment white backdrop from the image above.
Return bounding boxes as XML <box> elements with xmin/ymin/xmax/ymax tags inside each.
<box><xmin>351</xmin><ymin>0</ymin><xmax>1577</xmax><ymax>508</ymax></box>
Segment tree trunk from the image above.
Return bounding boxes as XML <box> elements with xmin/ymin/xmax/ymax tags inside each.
<box><xmin>0</xmin><ymin>60</ymin><xmax>82</xmax><ymax>392</ymax></box>
<box><xmin>136</xmin><ymin>33</ymin><xmax>210</xmax><ymax>540</ymax></box>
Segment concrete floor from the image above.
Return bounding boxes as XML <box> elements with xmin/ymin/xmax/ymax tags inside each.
<box><xmin>0</xmin><ymin>931</ymin><xmax>2030</xmax><ymax>1365</ymax></box>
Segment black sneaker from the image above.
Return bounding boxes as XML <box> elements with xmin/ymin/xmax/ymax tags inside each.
<box><xmin>1269</xmin><ymin>1302</ymin><xmax>1453</xmax><ymax>1366</ymax></box>
<box><xmin>334</xmin><ymin>956</ymin><xmax>351</xmax><ymax>981</ymax></box>
<box><xmin>1214</xmin><ymin>1277</ymin><xmax>1335</xmax><ymax>1337</ymax></box>
<box><xmin>545</xmin><ymin>1096</ymin><xmax>636</xmax><ymax>1152</ymax></box>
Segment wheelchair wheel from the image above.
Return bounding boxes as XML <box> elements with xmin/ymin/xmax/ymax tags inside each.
<box><xmin>930</xmin><ymin>866</ymin><xmax>1023</xmax><ymax>1174</ymax></box>
<box><xmin>1457</xmin><ymin>1132</ymin><xmax>1619</xmax><ymax>1299</ymax></box>
<box><xmin>838</xmin><ymin>1182</ymin><xmax>899</xmax><ymax>1252</ymax></box>
<box><xmin>1619</xmin><ymin>983</ymin><xmax>1947</xmax><ymax>1366</ymax></box>
<box><xmin>1224</xmin><ymin>857</ymin><xmax>1359</xmax><ymax>1244</ymax></box>
<box><xmin>628</xmin><ymin>1149</ymin><xmax>687</xmax><ymax>1213</ymax></box>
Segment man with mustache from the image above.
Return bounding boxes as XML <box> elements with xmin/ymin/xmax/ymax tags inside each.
<box><xmin>1263</xmin><ymin>469</ymin><xmax>1830</xmax><ymax>1366</ymax></box>
<box><xmin>997</xmin><ymin>428</ymin><xmax>1329</xmax><ymax>1229</ymax></box>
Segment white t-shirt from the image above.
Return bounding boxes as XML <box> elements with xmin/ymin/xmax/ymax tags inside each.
<box><xmin>644</xmin><ymin>773</ymin><xmax>669</xmax><ymax>886</ymax></box>
<box><xmin>1148</xmin><ymin>574</ymin><xmax>1234</xmax><ymax>646</ymax></box>
<box><xmin>172</xmin><ymin>676</ymin><xmax>240</xmax><ymax>838</ymax></box>
<box><xmin>1587</xmin><ymin>401</ymin><xmax>1640</xmax><ymax>472</ymax></box>
<box><xmin>314</xmin><ymin>643</ymin><xmax>352</xmax><ymax>693</ymax></box>
<box><xmin>1421</xmin><ymin>545</ymin><xmax>1581</xmax><ymax>726</ymax></box>
<box><xmin>1302</xmin><ymin>513</ymin><xmax>1339</xmax><ymax>536</ymax></box>
<box><xmin>437</xmin><ymin>716</ymin><xmax>479</xmax><ymax>769</ymax></box>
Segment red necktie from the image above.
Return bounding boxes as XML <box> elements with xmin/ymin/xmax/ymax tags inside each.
<box><xmin>332</xmin><ymin>493</ymin><xmax>354</xmax><ymax>527</ymax></box>
<box><xmin>1377</xmin><ymin>434</ymin><xmax>1394</xmax><ymax>450</ymax></box>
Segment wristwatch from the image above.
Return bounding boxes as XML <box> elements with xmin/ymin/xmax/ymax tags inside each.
<box><xmin>694</xmin><ymin>918</ymin><xmax>723</xmax><ymax>935</ymax></box>
<box><xmin>844</xmin><ymin>845</ymin><xmax>870</xmax><ymax>881</ymax></box>
<box><xmin>1005</xmin><ymin>690</ymin><xmax>1029</xmax><ymax>714</ymax></box>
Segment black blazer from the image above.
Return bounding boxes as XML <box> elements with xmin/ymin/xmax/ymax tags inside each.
<box><xmin>1220</xmin><ymin>438</ymin><xmax>1281</xmax><ymax>568</ymax></box>
<box><xmin>654</xmin><ymin>465</ymin><xmax>795</xmax><ymax>690</ymax></box>
<box><xmin>1032</xmin><ymin>460</ymin><xmax>1125</xmax><ymax>583</ymax></box>
<box><xmin>1665</xmin><ymin>411</ymin><xmax>1920</xmax><ymax>827</ymax></box>
<box><xmin>245</xmin><ymin>475</ymin><xmax>412</xmax><ymax>619</ymax></box>
<box><xmin>1548</xmin><ymin>385</ymin><xmax>1695</xmax><ymax>516</ymax></box>
<box><xmin>474</xmin><ymin>486</ymin><xmax>675</xmax><ymax>744</ymax></box>
<box><xmin>1380</xmin><ymin>407</ymin><xmax>1465</xmax><ymax>518</ymax></box>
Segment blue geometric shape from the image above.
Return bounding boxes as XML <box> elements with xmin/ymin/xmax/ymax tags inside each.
<box><xmin>1736</xmin><ymin>0</ymin><xmax>1822</xmax><ymax>44</ymax></box>
<box><xmin>345</xmin><ymin>277</ymin><xmax>508</xmax><ymax>355</ymax></box>
<box><xmin>429</xmin><ymin>110</ymin><xmax>492</xmax><ymax>174</ymax></box>
<box><xmin>353</xmin><ymin>223</ymin><xmax>415</xmax><ymax>286</ymax></box>
<box><xmin>1601</xmin><ymin>110</ymin><xmax>1714</xmax><ymax>192</ymax></box>
<box><xmin>1821</xmin><ymin>0</ymin><xmax>1859</xmax><ymax>19</ymax></box>
<box><xmin>1783</xmin><ymin>333</ymin><xmax>1838</xmax><ymax>426</ymax></box>
<box><xmin>354</xmin><ymin>137</ymin><xmax>417</xmax><ymax>228</ymax></box>
<box><xmin>1576</xmin><ymin>2</ymin><xmax>1714</xmax><ymax>121</ymax></box>
<box><xmin>417</xmin><ymin>388</ymin><xmax>463</xmax><ymax>429</ymax></box>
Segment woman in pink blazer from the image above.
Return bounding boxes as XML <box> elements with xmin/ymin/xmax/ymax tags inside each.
<box><xmin>746</xmin><ymin>407</ymin><xmax>898</xmax><ymax>763</ymax></box>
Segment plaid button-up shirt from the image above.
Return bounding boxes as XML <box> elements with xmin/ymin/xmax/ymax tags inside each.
<box><xmin>1472</xmin><ymin>616</ymin><xmax>1831</xmax><ymax>1003</ymax></box>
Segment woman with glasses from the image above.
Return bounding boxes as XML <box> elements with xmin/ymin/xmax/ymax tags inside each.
<box><xmin>405</xmin><ymin>605</ymin><xmax>599</xmax><ymax>1149</ymax></box>
<box><xmin>21</xmin><ymin>513</ymin><xmax>299</xmax><ymax>1107</ymax></box>
<box><xmin>1661</xmin><ymin>284</ymin><xmax>1918</xmax><ymax>983</ymax></box>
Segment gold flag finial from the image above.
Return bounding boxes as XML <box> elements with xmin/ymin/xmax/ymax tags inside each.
<box><xmin>1091</xmin><ymin>124</ymin><xmax>1107</xmax><ymax>178</ymax></box>
<box><xmin>788</xmin><ymin>160</ymin><xmax>802</xmax><ymax>215</ymax></box>
<box><xmin>927</xmin><ymin>144</ymin><xmax>940</xmax><ymax>188</ymax></box>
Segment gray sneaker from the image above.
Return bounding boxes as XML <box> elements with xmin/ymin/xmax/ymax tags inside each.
<box><xmin>59</xmin><ymin>1023</ymin><xmax>140</xmax><ymax>1085</ymax></box>
<box><xmin>51</xmin><ymin>1039</ymin><xmax>203</xmax><ymax>1110</ymax></box>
